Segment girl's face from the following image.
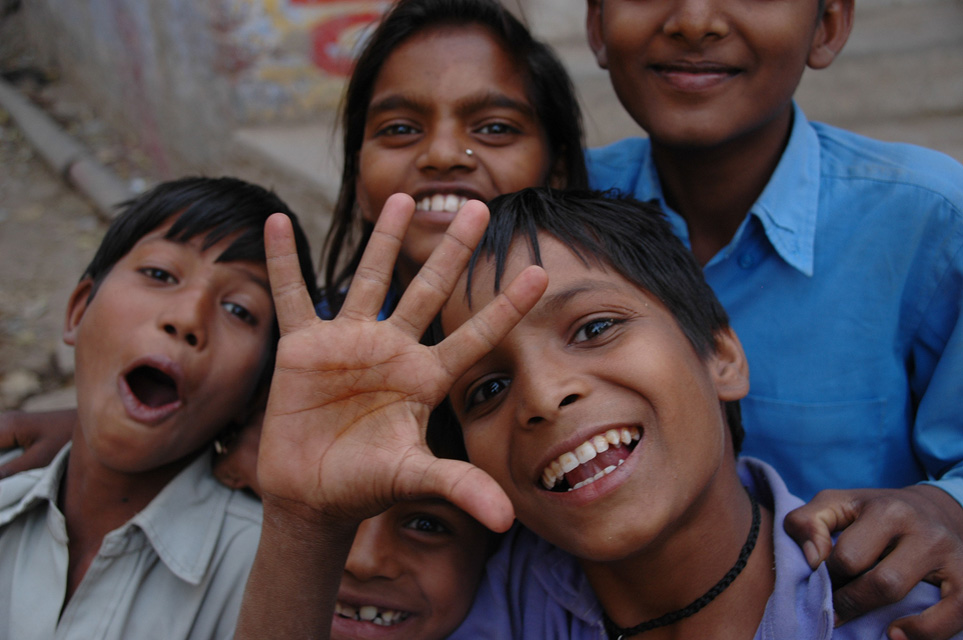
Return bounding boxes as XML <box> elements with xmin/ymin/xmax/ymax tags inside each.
<box><xmin>356</xmin><ymin>24</ymin><xmax>558</xmax><ymax>285</ymax></box>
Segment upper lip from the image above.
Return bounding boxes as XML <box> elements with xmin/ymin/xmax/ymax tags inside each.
<box><xmin>650</xmin><ymin>59</ymin><xmax>740</xmax><ymax>74</ymax></box>
<box><xmin>121</xmin><ymin>354</ymin><xmax>186</xmax><ymax>401</ymax></box>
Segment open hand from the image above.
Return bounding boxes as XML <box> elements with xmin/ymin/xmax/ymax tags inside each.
<box><xmin>0</xmin><ymin>409</ymin><xmax>75</xmax><ymax>479</ymax></box>
<box><xmin>784</xmin><ymin>485</ymin><xmax>963</xmax><ymax>640</ymax></box>
<box><xmin>258</xmin><ymin>194</ymin><xmax>547</xmax><ymax>533</ymax></box>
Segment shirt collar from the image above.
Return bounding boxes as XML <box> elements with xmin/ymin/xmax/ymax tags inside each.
<box><xmin>635</xmin><ymin>102</ymin><xmax>821</xmax><ymax>276</ymax></box>
<box><xmin>750</xmin><ymin>103</ymin><xmax>821</xmax><ymax>277</ymax></box>
<box><xmin>0</xmin><ymin>444</ymin><xmax>233</xmax><ymax>585</ymax></box>
<box><xmin>126</xmin><ymin>450</ymin><xmax>232</xmax><ymax>584</ymax></box>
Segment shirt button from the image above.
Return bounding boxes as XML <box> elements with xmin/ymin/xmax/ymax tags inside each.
<box><xmin>738</xmin><ymin>253</ymin><xmax>756</xmax><ymax>269</ymax></box>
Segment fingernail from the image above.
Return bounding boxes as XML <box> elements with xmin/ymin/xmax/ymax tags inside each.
<box><xmin>803</xmin><ymin>540</ymin><xmax>820</xmax><ymax>568</ymax></box>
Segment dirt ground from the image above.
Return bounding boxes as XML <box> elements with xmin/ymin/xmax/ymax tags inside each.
<box><xmin>0</xmin><ymin>7</ymin><xmax>158</xmax><ymax>410</ymax></box>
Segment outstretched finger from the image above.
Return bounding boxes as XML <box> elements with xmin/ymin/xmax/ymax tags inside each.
<box><xmin>392</xmin><ymin>199</ymin><xmax>490</xmax><ymax>336</ymax></box>
<box><xmin>264</xmin><ymin>213</ymin><xmax>319</xmax><ymax>336</ymax></box>
<box><xmin>341</xmin><ymin>193</ymin><xmax>416</xmax><ymax>320</ymax></box>
<box><xmin>437</xmin><ymin>264</ymin><xmax>548</xmax><ymax>377</ymax></box>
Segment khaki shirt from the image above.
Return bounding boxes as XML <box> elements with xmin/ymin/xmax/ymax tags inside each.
<box><xmin>0</xmin><ymin>444</ymin><xmax>262</xmax><ymax>639</ymax></box>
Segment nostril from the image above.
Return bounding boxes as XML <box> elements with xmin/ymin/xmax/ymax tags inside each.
<box><xmin>164</xmin><ymin>324</ymin><xmax>176</xmax><ymax>336</ymax></box>
<box><xmin>560</xmin><ymin>394</ymin><xmax>578</xmax><ymax>407</ymax></box>
<box><xmin>186</xmin><ymin>333</ymin><xmax>198</xmax><ymax>347</ymax></box>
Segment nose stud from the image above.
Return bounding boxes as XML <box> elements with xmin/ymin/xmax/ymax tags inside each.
<box><xmin>465</xmin><ymin>148</ymin><xmax>473</xmax><ymax>156</ymax></box>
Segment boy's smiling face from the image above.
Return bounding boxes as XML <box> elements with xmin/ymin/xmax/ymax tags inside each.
<box><xmin>333</xmin><ymin>499</ymin><xmax>492</xmax><ymax>640</ymax></box>
<box><xmin>586</xmin><ymin>0</ymin><xmax>851</xmax><ymax>150</ymax></box>
<box><xmin>64</xmin><ymin>219</ymin><xmax>274</xmax><ymax>476</ymax></box>
<box><xmin>443</xmin><ymin>235</ymin><xmax>748</xmax><ymax>562</ymax></box>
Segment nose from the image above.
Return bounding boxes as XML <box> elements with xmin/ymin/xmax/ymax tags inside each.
<box><xmin>343</xmin><ymin>515</ymin><xmax>404</xmax><ymax>582</ymax></box>
<box><xmin>514</xmin><ymin>352</ymin><xmax>587</xmax><ymax>429</ymax></box>
<box><xmin>159</xmin><ymin>285</ymin><xmax>210</xmax><ymax>349</ymax></box>
<box><xmin>415</xmin><ymin>122</ymin><xmax>477</xmax><ymax>174</ymax></box>
<box><xmin>663</xmin><ymin>0</ymin><xmax>729</xmax><ymax>44</ymax></box>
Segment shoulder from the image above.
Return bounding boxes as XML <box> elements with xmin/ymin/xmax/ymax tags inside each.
<box><xmin>811</xmin><ymin>122</ymin><xmax>963</xmax><ymax>211</ymax></box>
<box><xmin>586</xmin><ymin>137</ymin><xmax>652</xmax><ymax>192</ymax></box>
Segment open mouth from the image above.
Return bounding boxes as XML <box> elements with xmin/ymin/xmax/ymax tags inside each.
<box><xmin>125</xmin><ymin>365</ymin><xmax>180</xmax><ymax>408</ymax></box>
<box><xmin>335</xmin><ymin>602</ymin><xmax>411</xmax><ymax>627</ymax></box>
<box><xmin>415</xmin><ymin>193</ymin><xmax>468</xmax><ymax>213</ymax></box>
<box><xmin>541</xmin><ymin>426</ymin><xmax>641</xmax><ymax>492</ymax></box>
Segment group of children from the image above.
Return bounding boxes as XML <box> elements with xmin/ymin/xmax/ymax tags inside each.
<box><xmin>0</xmin><ymin>0</ymin><xmax>961</xmax><ymax>638</ymax></box>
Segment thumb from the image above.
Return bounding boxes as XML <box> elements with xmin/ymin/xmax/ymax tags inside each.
<box><xmin>410</xmin><ymin>455</ymin><xmax>515</xmax><ymax>532</ymax></box>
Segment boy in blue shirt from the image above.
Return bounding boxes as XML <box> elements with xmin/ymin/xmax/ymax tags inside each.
<box><xmin>0</xmin><ymin>177</ymin><xmax>318</xmax><ymax>639</ymax></box>
<box><xmin>584</xmin><ymin>0</ymin><xmax>963</xmax><ymax>636</ymax></box>
<box><xmin>236</xmin><ymin>189</ymin><xmax>955</xmax><ymax>639</ymax></box>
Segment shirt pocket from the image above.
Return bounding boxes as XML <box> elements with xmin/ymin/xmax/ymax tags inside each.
<box><xmin>739</xmin><ymin>394</ymin><xmax>886</xmax><ymax>501</ymax></box>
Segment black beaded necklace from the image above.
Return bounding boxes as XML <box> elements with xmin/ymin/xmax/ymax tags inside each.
<box><xmin>601</xmin><ymin>491</ymin><xmax>761</xmax><ymax>640</ymax></box>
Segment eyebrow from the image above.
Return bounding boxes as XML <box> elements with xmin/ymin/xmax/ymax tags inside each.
<box><xmin>367</xmin><ymin>90</ymin><xmax>536</xmax><ymax>121</ymax></box>
<box><xmin>532</xmin><ymin>280</ymin><xmax>627</xmax><ymax>318</ymax></box>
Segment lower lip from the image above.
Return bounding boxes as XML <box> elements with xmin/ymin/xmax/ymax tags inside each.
<box><xmin>117</xmin><ymin>377</ymin><xmax>182</xmax><ymax>425</ymax></box>
<box><xmin>412</xmin><ymin>207</ymin><xmax>457</xmax><ymax>228</ymax></box>
<box><xmin>330</xmin><ymin>613</ymin><xmax>414</xmax><ymax>640</ymax></box>
<box><xmin>655</xmin><ymin>69</ymin><xmax>737</xmax><ymax>92</ymax></box>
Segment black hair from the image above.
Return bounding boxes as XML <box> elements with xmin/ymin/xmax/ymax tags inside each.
<box><xmin>322</xmin><ymin>0</ymin><xmax>588</xmax><ymax>310</ymax></box>
<box><xmin>465</xmin><ymin>187</ymin><xmax>744</xmax><ymax>452</ymax></box>
<box><xmin>82</xmin><ymin>176</ymin><xmax>320</xmax><ymax>401</ymax></box>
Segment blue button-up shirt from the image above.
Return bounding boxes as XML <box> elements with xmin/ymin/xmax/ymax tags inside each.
<box><xmin>587</xmin><ymin>104</ymin><xmax>963</xmax><ymax>504</ymax></box>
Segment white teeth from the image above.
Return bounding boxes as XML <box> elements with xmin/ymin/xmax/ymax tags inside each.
<box><xmin>559</xmin><ymin>451</ymin><xmax>579</xmax><ymax>473</ymax></box>
<box><xmin>444</xmin><ymin>194</ymin><xmax>460</xmax><ymax>212</ymax></box>
<box><xmin>335</xmin><ymin>601</ymin><xmax>411</xmax><ymax>626</ymax></box>
<box><xmin>416</xmin><ymin>194</ymin><xmax>469</xmax><ymax>212</ymax></box>
<box><xmin>575</xmin><ymin>441</ymin><xmax>597</xmax><ymax>464</ymax></box>
<box><xmin>540</xmin><ymin>426</ymin><xmax>641</xmax><ymax>491</ymax></box>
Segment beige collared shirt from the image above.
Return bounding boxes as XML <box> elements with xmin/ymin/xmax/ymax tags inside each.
<box><xmin>0</xmin><ymin>444</ymin><xmax>262</xmax><ymax>639</ymax></box>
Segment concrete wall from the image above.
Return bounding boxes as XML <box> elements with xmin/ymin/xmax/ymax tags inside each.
<box><xmin>21</xmin><ymin>0</ymin><xmax>390</xmax><ymax>173</ymax></box>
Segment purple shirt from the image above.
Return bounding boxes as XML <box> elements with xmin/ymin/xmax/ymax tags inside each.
<box><xmin>449</xmin><ymin>458</ymin><xmax>949</xmax><ymax>639</ymax></box>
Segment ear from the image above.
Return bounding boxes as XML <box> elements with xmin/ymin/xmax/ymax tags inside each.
<box><xmin>63</xmin><ymin>278</ymin><xmax>95</xmax><ymax>346</ymax></box>
<box><xmin>707</xmin><ymin>327</ymin><xmax>749</xmax><ymax>402</ymax></box>
<box><xmin>586</xmin><ymin>0</ymin><xmax>609</xmax><ymax>70</ymax></box>
<box><xmin>807</xmin><ymin>0</ymin><xmax>854</xmax><ymax>70</ymax></box>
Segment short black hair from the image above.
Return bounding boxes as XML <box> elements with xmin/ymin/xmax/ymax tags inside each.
<box><xmin>322</xmin><ymin>0</ymin><xmax>588</xmax><ymax>309</ymax></box>
<box><xmin>83</xmin><ymin>176</ymin><xmax>319</xmax><ymax>400</ymax></box>
<box><xmin>467</xmin><ymin>187</ymin><xmax>744</xmax><ymax>452</ymax></box>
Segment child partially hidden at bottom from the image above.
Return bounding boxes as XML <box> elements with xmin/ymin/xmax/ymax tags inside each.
<box><xmin>238</xmin><ymin>188</ymin><xmax>954</xmax><ymax>640</ymax></box>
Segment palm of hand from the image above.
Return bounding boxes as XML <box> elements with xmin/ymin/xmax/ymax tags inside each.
<box><xmin>257</xmin><ymin>195</ymin><xmax>546</xmax><ymax>532</ymax></box>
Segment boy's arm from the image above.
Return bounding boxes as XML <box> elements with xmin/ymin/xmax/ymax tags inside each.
<box><xmin>785</xmin><ymin>486</ymin><xmax>963</xmax><ymax>640</ymax></box>
<box><xmin>235</xmin><ymin>195</ymin><xmax>546</xmax><ymax>639</ymax></box>
<box><xmin>0</xmin><ymin>409</ymin><xmax>75</xmax><ymax>478</ymax></box>
<box><xmin>787</xmin><ymin>241</ymin><xmax>963</xmax><ymax>640</ymax></box>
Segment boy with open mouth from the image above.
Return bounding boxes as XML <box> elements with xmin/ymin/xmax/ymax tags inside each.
<box><xmin>0</xmin><ymin>176</ymin><xmax>317</xmax><ymax>639</ymax></box>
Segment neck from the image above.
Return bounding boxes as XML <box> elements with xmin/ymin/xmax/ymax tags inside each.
<box><xmin>59</xmin><ymin>433</ymin><xmax>195</xmax><ymax>605</ymax></box>
<box><xmin>580</xmin><ymin>472</ymin><xmax>775</xmax><ymax>640</ymax></box>
<box><xmin>650</xmin><ymin>108</ymin><xmax>793</xmax><ymax>265</ymax></box>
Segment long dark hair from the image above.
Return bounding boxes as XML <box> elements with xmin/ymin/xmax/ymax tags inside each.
<box><xmin>321</xmin><ymin>0</ymin><xmax>587</xmax><ymax>310</ymax></box>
